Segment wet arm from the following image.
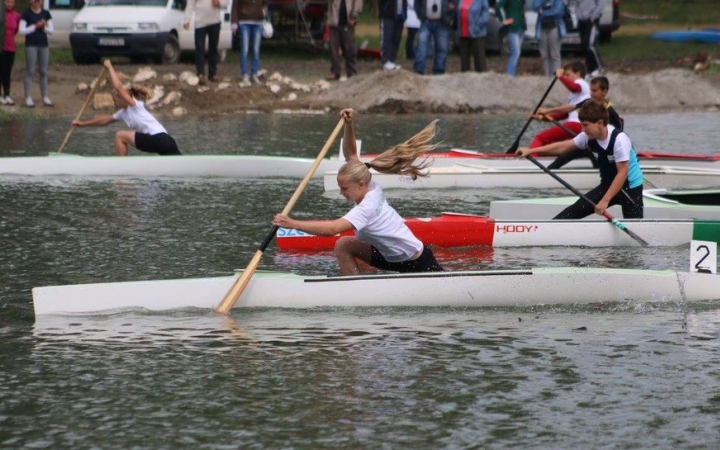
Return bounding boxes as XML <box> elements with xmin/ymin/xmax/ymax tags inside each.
<box><xmin>517</xmin><ymin>139</ymin><xmax>578</xmax><ymax>157</ymax></box>
<box><xmin>72</xmin><ymin>115</ymin><xmax>116</xmax><ymax>127</ymax></box>
<box><xmin>273</xmin><ymin>215</ymin><xmax>354</xmax><ymax>236</ymax></box>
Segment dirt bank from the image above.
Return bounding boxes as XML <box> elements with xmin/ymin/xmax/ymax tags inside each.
<box><xmin>4</xmin><ymin>55</ymin><xmax>720</xmax><ymax>119</ymax></box>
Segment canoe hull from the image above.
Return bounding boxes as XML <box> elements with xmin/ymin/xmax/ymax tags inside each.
<box><xmin>276</xmin><ymin>215</ymin><xmax>720</xmax><ymax>249</ymax></box>
<box><xmin>490</xmin><ymin>193</ymin><xmax>720</xmax><ymax>220</ymax></box>
<box><xmin>32</xmin><ymin>268</ymin><xmax>720</xmax><ymax>316</ymax></box>
<box><xmin>2</xmin><ymin>150</ymin><xmax>719</xmax><ymax>179</ymax></box>
<box><xmin>324</xmin><ymin>165</ymin><xmax>720</xmax><ymax>191</ymax></box>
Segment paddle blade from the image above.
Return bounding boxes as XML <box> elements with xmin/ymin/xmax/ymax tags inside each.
<box><xmin>603</xmin><ymin>212</ymin><xmax>650</xmax><ymax>247</ymax></box>
<box><xmin>215</xmin><ymin>250</ymin><xmax>264</xmax><ymax>313</ymax></box>
<box><xmin>505</xmin><ymin>140</ymin><xmax>520</xmax><ymax>154</ymax></box>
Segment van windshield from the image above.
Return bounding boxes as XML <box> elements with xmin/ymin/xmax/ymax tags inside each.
<box><xmin>87</xmin><ymin>0</ymin><xmax>166</xmax><ymax>6</ymax></box>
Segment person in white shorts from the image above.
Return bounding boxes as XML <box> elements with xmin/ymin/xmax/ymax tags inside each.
<box><xmin>71</xmin><ymin>60</ymin><xmax>181</xmax><ymax>156</ymax></box>
<box><xmin>274</xmin><ymin>108</ymin><xmax>444</xmax><ymax>276</ymax></box>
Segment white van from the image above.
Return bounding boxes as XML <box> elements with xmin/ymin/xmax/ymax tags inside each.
<box><xmin>45</xmin><ymin>0</ymin><xmax>85</xmax><ymax>48</ymax></box>
<box><xmin>67</xmin><ymin>0</ymin><xmax>233</xmax><ymax>64</ymax></box>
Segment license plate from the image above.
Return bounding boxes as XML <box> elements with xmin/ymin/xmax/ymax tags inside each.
<box><xmin>98</xmin><ymin>37</ymin><xmax>124</xmax><ymax>46</ymax></box>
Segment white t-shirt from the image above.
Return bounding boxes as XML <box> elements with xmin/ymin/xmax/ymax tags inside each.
<box><xmin>573</xmin><ymin>124</ymin><xmax>643</xmax><ymax>188</ymax></box>
<box><xmin>342</xmin><ymin>180</ymin><xmax>423</xmax><ymax>262</ymax></box>
<box><xmin>566</xmin><ymin>78</ymin><xmax>591</xmax><ymax>123</ymax></box>
<box><xmin>405</xmin><ymin>0</ymin><xmax>420</xmax><ymax>28</ymax></box>
<box><xmin>113</xmin><ymin>100</ymin><xmax>167</xmax><ymax>135</ymax></box>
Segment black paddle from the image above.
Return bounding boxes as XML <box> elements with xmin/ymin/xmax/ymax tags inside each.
<box><xmin>505</xmin><ymin>76</ymin><xmax>558</xmax><ymax>154</ymax></box>
<box><xmin>524</xmin><ymin>155</ymin><xmax>649</xmax><ymax>247</ymax></box>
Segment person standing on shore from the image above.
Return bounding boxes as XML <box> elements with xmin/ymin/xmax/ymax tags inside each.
<box><xmin>379</xmin><ymin>0</ymin><xmax>406</xmax><ymax>71</ymax></box>
<box><xmin>531</xmin><ymin>0</ymin><xmax>566</xmax><ymax>77</ymax></box>
<box><xmin>495</xmin><ymin>0</ymin><xmax>526</xmax><ymax>76</ymax></box>
<box><xmin>414</xmin><ymin>0</ymin><xmax>456</xmax><ymax>75</ymax></box>
<box><xmin>231</xmin><ymin>0</ymin><xmax>266</xmax><ymax>86</ymax></box>
<box><xmin>0</xmin><ymin>0</ymin><xmax>20</xmax><ymax>105</ymax></box>
<box><xmin>19</xmin><ymin>0</ymin><xmax>53</xmax><ymax>107</ymax></box>
<box><xmin>71</xmin><ymin>60</ymin><xmax>181</xmax><ymax>157</ymax></box>
<box><xmin>183</xmin><ymin>0</ymin><xmax>228</xmax><ymax>85</ymax></box>
<box><xmin>455</xmin><ymin>0</ymin><xmax>490</xmax><ymax>73</ymax></box>
<box><xmin>576</xmin><ymin>0</ymin><xmax>606</xmax><ymax>77</ymax></box>
<box><xmin>326</xmin><ymin>0</ymin><xmax>363</xmax><ymax>80</ymax></box>
<box><xmin>404</xmin><ymin>0</ymin><xmax>420</xmax><ymax>60</ymax></box>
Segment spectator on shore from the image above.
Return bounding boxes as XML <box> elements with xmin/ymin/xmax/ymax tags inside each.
<box><xmin>404</xmin><ymin>0</ymin><xmax>420</xmax><ymax>59</ymax></box>
<box><xmin>327</xmin><ymin>0</ymin><xmax>363</xmax><ymax>80</ymax></box>
<box><xmin>0</xmin><ymin>0</ymin><xmax>21</xmax><ymax>105</ymax></box>
<box><xmin>19</xmin><ymin>0</ymin><xmax>53</xmax><ymax>107</ymax></box>
<box><xmin>576</xmin><ymin>0</ymin><xmax>606</xmax><ymax>77</ymax></box>
<box><xmin>379</xmin><ymin>0</ymin><xmax>406</xmax><ymax>70</ymax></box>
<box><xmin>495</xmin><ymin>0</ymin><xmax>526</xmax><ymax>76</ymax></box>
<box><xmin>455</xmin><ymin>0</ymin><xmax>490</xmax><ymax>73</ymax></box>
<box><xmin>414</xmin><ymin>0</ymin><xmax>456</xmax><ymax>75</ymax></box>
<box><xmin>531</xmin><ymin>0</ymin><xmax>566</xmax><ymax>77</ymax></box>
<box><xmin>183</xmin><ymin>0</ymin><xmax>228</xmax><ymax>85</ymax></box>
<box><xmin>231</xmin><ymin>0</ymin><xmax>266</xmax><ymax>86</ymax></box>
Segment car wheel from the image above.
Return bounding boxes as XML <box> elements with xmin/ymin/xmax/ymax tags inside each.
<box><xmin>158</xmin><ymin>35</ymin><xmax>180</xmax><ymax>65</ymax></box>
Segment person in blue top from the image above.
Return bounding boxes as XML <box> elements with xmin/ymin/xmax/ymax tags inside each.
<box><xmin>516</xmin><ymin>101</ymin><xmax>644</xmax><ymax>219</ymax></box>
<box><xmin>531</xmin><ymin>0</ymin><xmax>566</xmax><ymax>76</ymax></box>
<box><xmin>454</xmin><ymin>0</ymin><xmax>489</xmax><ymax>72</ymax></box>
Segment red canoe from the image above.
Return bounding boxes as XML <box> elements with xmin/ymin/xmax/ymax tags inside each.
<box><xmin>277</xmin><ymin>213</ymin><xmax>497</xmax><ymax>250</ymax></box>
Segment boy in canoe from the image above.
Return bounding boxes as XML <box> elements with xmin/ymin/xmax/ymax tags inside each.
<box><xmin>539</xmin><ymin>76</ymin><xmax>623</xmax><ymax>169</ymax></box>
<box><xmin>528</xmin><ymin>61</ymin><xmax>590</xmax><ymax>149</ymax></box>
<box><xmin>517</xmin><ymin>100</ymin><xmax>643</xmax><ymax>219</ymax></box>
<box><xmin>273</xmin><ymin>108</ymin><xmax>444</xmax><ymax>275</ymax></box>
<box><xmin>71</xmin><ymin>59</ymin><xmax>181</xmax><ymax>156</ymax></box>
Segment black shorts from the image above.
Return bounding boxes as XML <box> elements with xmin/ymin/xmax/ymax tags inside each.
<box><xmin>370</xmin><ymin>246</ymin><xmax>444</xmax><ymax>273</ymax></box>
<box><xmin>135</xmin><ymin>132</ymin><xmax>181</xmax><ymax>155</ymax></box>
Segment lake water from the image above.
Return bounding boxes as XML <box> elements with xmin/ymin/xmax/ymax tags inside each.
<box><xmin>1</xmin><ymin>112</ymin><xmax>719</xmax><ymax>448</ymax></box>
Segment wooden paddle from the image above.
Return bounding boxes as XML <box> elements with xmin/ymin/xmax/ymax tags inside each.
<box><xmin>505</xmin><ymin>76</ymin><xmax>558</xmax><ymax>154</ymax></box>
<box><xmin>57</xmin><ymin>66</ymin><xmax>107</xmax><ymax>154</ymax></box>
<box><xmin>525</xmin><ymin>155</ymin><xmax>649</xmax><ymax>247</ymax></box>
<box><xmin>214</xmin><ymin>118</ymin><xmax>346</xmax><ymax>314</ymax></box>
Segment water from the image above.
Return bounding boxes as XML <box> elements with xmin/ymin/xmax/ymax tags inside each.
<box><xmin>1</xmin><ymin>112</ymin><xmax>719</xmax><ymax>448</ymax></box>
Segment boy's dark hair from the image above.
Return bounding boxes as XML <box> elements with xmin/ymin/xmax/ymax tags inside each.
<box><xmin>564</xmin><ymin>61</ymin><xmax>586</xmax><ymax>78</ymax></box>
<box><xmin>590</xmin><ymin>76</ymin><xmax>609</xmax><ymax>91</ymax></box>
<box><xmin>578</xmin><ymin>100</ymin><xmax>610</xmax><ymax>126</ymax></box>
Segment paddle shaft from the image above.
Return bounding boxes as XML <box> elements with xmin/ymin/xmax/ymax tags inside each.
<box><xmin>525</xmin><ymin>155</ymin><xmax>649</xmax><ymax>247</ymax></box>
<box><xmin>57</xmin><ymin>66</ymin><xmax>107</xmax><ymax>154</ymax></box>
<box><xmin>505</xmin><ymin>76</ymin><xmax>558</xmax><ymax>154</ymax></box>
<box><xmin>215</xmin><ymin>118</ymin><xmax>346</xmax><ymax>314</ymax></box>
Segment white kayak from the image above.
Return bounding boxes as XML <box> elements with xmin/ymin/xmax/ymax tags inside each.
<box><xmin>32</xmin><ymin>267</ymin><xmax>720</xmax><ymax>316</ymax></box>
<box><xmin>324</xmin><ymin>164</ymin><xmax>720</xmax><ymax>191</ymax></box>
<box><xmin>490</xmin><ymin>189</ymin><xmax>720</xmax><ymax>220</ymax></box>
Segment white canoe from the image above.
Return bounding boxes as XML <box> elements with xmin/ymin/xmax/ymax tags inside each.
<box><xmin>490</xmin><ymin>189</ymin><xmax>720</xmax><ymax>220</ymax></box>
<box><xmin>2</xmin><ymin>149</ymin><xmax>718</xmax><ymax>179</ymax></box>
<box><xmin>324</xmin><ymin>164</ymin><xmax>720</xmax><ymax>191</ymax></box>
<box><xmin>32</xmin><ymin>267</ymin><xmax>720</xmax><ymax>316</ymax></box>
<box><xmin>0</xmin><ymin>153</ymin><xmax>346</xmax><ymax>179</ymax></box>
